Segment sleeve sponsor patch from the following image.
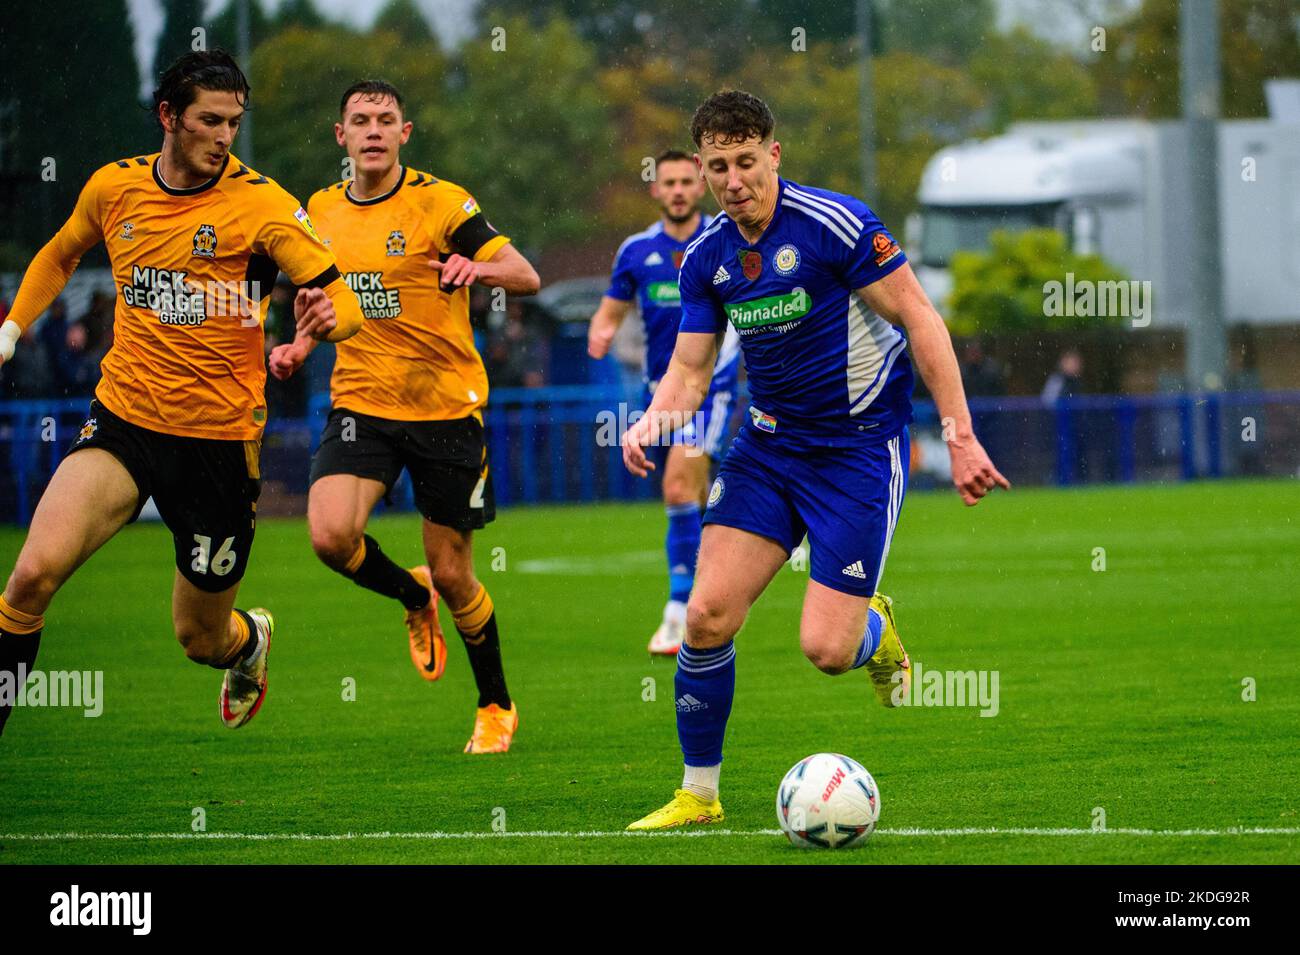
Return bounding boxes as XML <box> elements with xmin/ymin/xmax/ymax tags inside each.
<box><xmin>462</xmin><ymin>197</ymin><xmax>480</xmax><ymax>216</ymax></box>
<box><xmin>871</xmin><ymin>231</ymin><xmax>902</xmax><ymax>267</ymax></box>
<box><xmin>294</xmin><ymin>206</ymin><xmax>323</xmax><ymax>243</ymax></box>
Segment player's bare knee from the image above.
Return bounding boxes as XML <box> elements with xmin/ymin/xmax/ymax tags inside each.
<box><xmin>685</xmin><ymin>596</ymin><xmax>739</xmax><ymax>649</ymax></box>
<box><xmin>6</xmin><ymin>555</ymin><xmax>61</xmax><ymax>615</ymax></box>
<box><xmin>662</xmin><ymin>474</ymin><xmax>700</xmax><ymax>507</ymax></box>
<box><xmin>310</xmin><ymin>526</ymin><xmax>358</xmax><ymax>571</ymax></box>
<box><xmin>802</xmin><ymin>639</ymin><xmax>852</xmax><ymax>676</ymax></box>
<box><xmin>431</xmin><ymin>561</ymin><xmax>476</xmax><ymax>610</ymax></box>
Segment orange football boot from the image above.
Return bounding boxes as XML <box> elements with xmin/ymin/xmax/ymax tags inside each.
<box><xmin>464</xmin><ymin>703</ymin><xmax>519</xmax><ymax>754</ymax></box>
<box><xmin>405</xmin><ymin>566</ymin><xmax>446</xmax><ymax>681</ymax></box>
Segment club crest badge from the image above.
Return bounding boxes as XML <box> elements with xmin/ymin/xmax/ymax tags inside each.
<box><xmin>191</xmin><ymin>223</ymin><xmax>217</xmax><ymax>258</ymax></box>
<box><xmin>707</xmin><ymin>476</ymin><xmax>725</xmax><ymax>508</ymax></box>
<box><xmin>386</xmin><ymin>230</ymin><xmax>406</xmax><ymax>256</ymax></box>
<box><xmin>773</xmin><ymin>244</ymin><xmax>800</xmax><ymax>275</ymax></box>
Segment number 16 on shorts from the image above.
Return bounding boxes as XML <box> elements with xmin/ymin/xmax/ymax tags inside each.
<box><xmin>192</xmin><ymin>534</ymin><xmax>237</xmax><ymax>577</ymax></box>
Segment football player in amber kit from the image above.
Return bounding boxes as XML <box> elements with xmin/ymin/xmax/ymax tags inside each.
<box><xmin>0</xmin><ymin>51</ymin><xmax>364</xmax><ymax>737</ymax></box>
<box><xmin>271</xmin><ymin>81</ymin><xmax>539</xmax><ymax>753</ymax></box>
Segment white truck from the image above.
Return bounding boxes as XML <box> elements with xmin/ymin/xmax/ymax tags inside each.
<box><xmin>910</xmin><ymin>82</ymin><xmax>1300</xmax><ymax>328</ymax></box>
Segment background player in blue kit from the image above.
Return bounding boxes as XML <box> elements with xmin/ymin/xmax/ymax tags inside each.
<box><xmin>589</xmin><ymin>150</ymin><xmax>741</xmax><ymax>656</ymax></box>
<box><xmin>622</xmin><ymin>91</ymin><xmax>1009</xmax><ymax>830</ymax></box>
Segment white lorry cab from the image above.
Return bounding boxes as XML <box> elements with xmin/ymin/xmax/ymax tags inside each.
<box><xmin>912</xmin><ymin>86</ymin><xmax>1300</xmax><ymax>329</ymax></box>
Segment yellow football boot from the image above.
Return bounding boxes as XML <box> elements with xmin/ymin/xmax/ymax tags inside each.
<box><xmin>626</xmin><ymin>789</ymin><xmax>725</xmax><ymax>831</ymax></box>
<box><xmin>865</xmin><ymin>593</ymin><xmax>911</xmax><ymax>707</ymax></box>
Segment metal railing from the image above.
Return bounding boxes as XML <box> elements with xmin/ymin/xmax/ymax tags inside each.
<box><xmin>1</xmin><ymin>388</ymin><xmax>1296</xmax><ymax>524</ymax></box>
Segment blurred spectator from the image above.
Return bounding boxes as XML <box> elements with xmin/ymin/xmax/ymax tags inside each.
<box><xmin>484</xmin><ymin>303</ymin><xmax>548</xmax><ymax>388</ymax></box>
<box><xmin>1041</xmin><ymin>349</ymin><xmax>1083</xmax><ymax>405</ymax></box>
<box><xmin>959</xmin><ymin>340</ymin><xmax>1006</xmax><ymax>397</ymax></box>
<box><xmin>2</xmin><ymin>322</ymin><xmax>53</xmax><ymax>399</ymax></box>
<box><xmin>55</xmin><ymin>321</ymin><xmax>99</xmax><ymax>397</ymax></box>
<box><xmin>79</xmin><ymin>290</ymin><xmax>114</xmax><ymax>354</ymax></box>
<box><xmin>37</xmin><ymin>298</ymin><xmax>71</xmax><ymax>392</ymax></box>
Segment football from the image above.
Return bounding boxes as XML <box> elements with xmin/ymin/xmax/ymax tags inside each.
<box><xmin>776</xmin><ymin>753</ymin><xmax>881</xmax><ymax>849</ymax></box>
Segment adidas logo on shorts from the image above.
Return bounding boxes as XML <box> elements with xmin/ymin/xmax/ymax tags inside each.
<box><xmin>842</xmin><ymin>560</ymin><xmax>867</xmax><ymax>579</ymax></box>
<box><xmin>712</xmin><ymin>265</ymin><xmax>731</xmax><ymax>286</ymax></box>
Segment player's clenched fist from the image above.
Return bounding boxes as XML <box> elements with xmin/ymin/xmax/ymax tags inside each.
<box><xmin>294</xmin><ymin>287</ymin><xmax>337</xmax><ymax>340</ymax></box>
<box><xmin>947</xmin><ymin>433</ymin><xmax>1011</xmax><ymax>506</ymax></box>
<box><xmin>268</xmin><ymin>342</ymin><xmax>309</xmax><ymax>380</ymax></box>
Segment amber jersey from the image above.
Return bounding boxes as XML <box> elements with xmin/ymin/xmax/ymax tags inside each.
<box><xmin>306</xmin><ymin>167</ymin><xmax>510</xmax><ymax>421</ymax></box>
<box><xmin>8</xmin><ymin>152</ymin><xmax>341</xmax><ymax>440</ymax></box>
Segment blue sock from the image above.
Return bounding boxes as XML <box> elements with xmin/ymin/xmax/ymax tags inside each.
<box><xmin>665</xmin><ymin>502</ymin><xmax>701</xmax><ymax>605</ymax></box>
<box><xmin>850</xmin><ymin>607</ymin><xmax>885</xmax><ymax>669</ymax></box>
<box><xmin>676</xmin><ymin>641</ymin><xmax>735</xmax><ymax>766</ymax></box>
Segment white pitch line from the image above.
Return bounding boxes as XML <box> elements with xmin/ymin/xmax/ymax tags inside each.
<box><xmin>2</xmin><ymin>827</ymin><xmax>1298</xmax><ymax>842</ymax></box>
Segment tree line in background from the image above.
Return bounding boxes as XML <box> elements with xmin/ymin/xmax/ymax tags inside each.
<box><xmin>1</xmin><ymin>0</ymin><xmax>1296</xmax><ymax>295</ymax></box>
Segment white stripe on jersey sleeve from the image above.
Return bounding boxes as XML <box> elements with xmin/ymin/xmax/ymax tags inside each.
<box><xmin>784</xmin><ymin>185</ymin><xmax>865</xmax><ymax>234</ymax></box>
<box><xmin>780</xmin><ymin>198</ymin><xmax>857</xmax><ymax>249</ymax></box>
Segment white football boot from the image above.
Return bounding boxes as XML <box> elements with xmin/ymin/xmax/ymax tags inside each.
<box><xmin>220</xmin><ymin>608</ymin><xmax>273</xmax><ymax>728</ymax></box>
<box><xmin>647</xmin><ymin>601</ymin><xmax>686</xmax><ymax>656</ymax></box>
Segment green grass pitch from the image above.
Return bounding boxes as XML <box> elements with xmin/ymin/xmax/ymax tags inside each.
<box><xmin>1</xmin><ymin>479</ymin><xmax>1297</xmax><ymax>864</ymax></box>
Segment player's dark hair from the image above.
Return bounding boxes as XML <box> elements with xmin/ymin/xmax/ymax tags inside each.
<box><xmin>656</xmin><ymin>149</ymin><xmax>693</xmax><ymax>166</ymax></box>
<box><xmin>340</xmin><ymin>80</ymin><xmax>405</xmax><ymax>117</ymax></box>
<box><xmin>152</xmin><ymin>49</ymin><xmax>250</xmax><ymax>130</ymax></box>
<box><xmin>690</xmin><ymin>90</ymin><xmax>775</xmax><ymax>148</ymax></box>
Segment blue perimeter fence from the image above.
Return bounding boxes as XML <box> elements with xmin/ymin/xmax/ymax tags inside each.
<box><xmin>1</xmin><ymin>387</ymin><xmax>1297</xmax><ymax>525</ymax></box>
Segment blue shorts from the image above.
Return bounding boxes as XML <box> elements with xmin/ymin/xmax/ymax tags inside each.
<box><xmin>702</xmin><ymin>427</ymin><xmax>909</xmax><ymax>597</ymax></box>
<box><xmin>644</xmin><ymin>384</ymin><xmax>736</xmax><ymax>465</ymax></box>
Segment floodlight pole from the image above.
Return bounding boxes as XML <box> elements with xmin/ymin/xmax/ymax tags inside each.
<box><xmin>1180</xmin><ymin>0</ymin><xmax>1225</xmax><ymax>393</ymax></box>
<box><xmin>856</xmin><ymin>0</ymin><xmax>875</xmax><ymax>203</ymax></box>
<box><xmin>237</xmin><ymin>0</ymin><xmax>255</xmax><ymax>165</ymax></box>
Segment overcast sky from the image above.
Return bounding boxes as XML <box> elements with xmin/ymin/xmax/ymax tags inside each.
<box><xmin>125</xmin><ymin>0</ymin><xmax>478</xmax><ymax>90</ymax></box>
<box><xmin>124</xmin><ymin>0</ymin><xmax>1135</xmax><ymax>94</ymax></box>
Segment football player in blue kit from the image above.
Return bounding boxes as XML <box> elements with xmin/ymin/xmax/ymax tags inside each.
<box><xmin>589</xmin><ymin>150</ymin><xmax>741</xmax><ymax>656</ymax></box>
<box><xmin>622</xmin><ymin>92</ymin><xmax>1009</xmax><ymax>830</ymax></box>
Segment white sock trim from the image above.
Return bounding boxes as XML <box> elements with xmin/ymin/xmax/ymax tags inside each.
<box><xmin>682</xmin><ymin>763</ymin><xmax>720</xmax><ymax>801</ymax></box>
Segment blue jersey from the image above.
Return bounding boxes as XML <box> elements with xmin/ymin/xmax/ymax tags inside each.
<box><xmin>678</xmin><ymin>178</ymin><xmax>913</xmax><ymax>450</ymax></box>
<box><xmin>606</xmin><ymin>216</ymin><xmax>740</xmax><ymax>393</ymax></box>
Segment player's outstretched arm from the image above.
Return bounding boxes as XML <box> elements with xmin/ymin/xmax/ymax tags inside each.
<box><xmin>427</xmin><ymin>242</ymin><xmax>539</xmax><ymax>296</ymax></box>
<box><xmin>1</xmin><ymin>181</ymin><xmax>104</xmax><ymax>366</ymax></box>
<box><xmin>857</xmin><ymin>263</ymin><xmax>1010</xmax><ymax>506</ymax></box>
<box><xmin>622</xmin><ymin>330</ymin><xmax>717</xmax><ymax>477</ymax></box>
<box><xmin>587</xmin><ymin>296</ymin><xmax>632</xmax><ymax>359</ymax></box>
